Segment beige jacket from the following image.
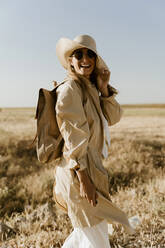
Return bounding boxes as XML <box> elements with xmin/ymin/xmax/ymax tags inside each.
<box><xmin>54</xmin><ymin>77</ymin><xmax>134</xmax><ymax>234</ymax></box>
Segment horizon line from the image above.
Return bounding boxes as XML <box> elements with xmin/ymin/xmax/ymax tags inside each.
<box><xmin>1</xmin><ymin>103</ymin><xmax>165</xmax><ymax>109</ymax></box>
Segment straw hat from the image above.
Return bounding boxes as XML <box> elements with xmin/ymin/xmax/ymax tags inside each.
<box><xmin>56</xmin><ymin>34</ymin><xmax>108</xmax><ymax>71</ymax></box>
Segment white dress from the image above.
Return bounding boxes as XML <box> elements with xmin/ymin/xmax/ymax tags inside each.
<box><xmin>62</xmin><ymin>220</ymin><xmax>111</xmax><ymax>248</ymax></box>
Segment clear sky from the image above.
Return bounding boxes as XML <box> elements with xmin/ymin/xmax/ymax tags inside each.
<box><xmin>0</xmin><ymin>0</ymin><xmax>164</xmax><ymax>107</ymax></box>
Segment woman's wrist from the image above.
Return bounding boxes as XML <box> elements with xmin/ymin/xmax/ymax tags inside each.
<box><xmin>101</xmin><ymin>85</ymin><xmax>114</xmax><ymax>97</ymax></box>
<box><xmin>100</xmin><ymin>86</ymin><xmax>109</xmax><ymax>97</ymax></box>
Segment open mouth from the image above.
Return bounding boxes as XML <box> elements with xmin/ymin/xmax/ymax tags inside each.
<box><xmin>80</xmin><ymin>64</ymin><xmax>91</xmax><ymax>68</ymax></box>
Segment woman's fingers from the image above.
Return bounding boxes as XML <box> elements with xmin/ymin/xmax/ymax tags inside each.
<box><xmin>100</xmin><ymin>69</ymin><xmax>110</xmax><ymax>81</ymax></box>
<box><xmin>80</xmin><ymin>184</ymin><xmax>86</xmax><ymax>198</ymax></box>
<box><xmin>87</xmin><ymin>191</ymin><xmax>98</xmax><ymax>207</ymax></box>
<box><xmin>78</xmin><ymin>170</ymin><xmax>98</xmax><ymax>207</ymax></box>
<box><xmin>100</xmin><ymin>68</ymin><xmax>110</xmax><ymax>76</ymax></box>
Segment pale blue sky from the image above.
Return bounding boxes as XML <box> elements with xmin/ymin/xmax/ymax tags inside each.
<box><xmin>0</xmin><ymin>0</ymin><xmax>164</xmax><ymax>107</ymax></box>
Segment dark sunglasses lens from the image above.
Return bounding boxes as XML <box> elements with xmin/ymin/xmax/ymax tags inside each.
<box><xmin>73</xmin><ymin>49</ymin><xmax>96</xmax><ymax>60</ymax></box>
<box><xmin>87</xmin><ymin>50</ymin><xmax>96</xmax><ymax>58</ymax></box>
<box><xmin>74</xmin><ymin>50</ymin><xmax>83</xmax><ymax>60</ymax></box>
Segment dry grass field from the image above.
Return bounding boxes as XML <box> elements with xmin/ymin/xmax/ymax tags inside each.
<box><xmin>0</xmin><ymin>105</ymin><xmax>165</xmax><ymax>248</ymax></box>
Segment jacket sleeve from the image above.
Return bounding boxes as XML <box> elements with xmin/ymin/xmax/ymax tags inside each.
<box><xmin>100</xmin><ymin>86</ymin><xmax>123</xmax><ymax>126</ymax></box>
<box><xmin>55</xmin><ymin>80</ymin><xmax>90</xmax><ymax>171</ymax></box>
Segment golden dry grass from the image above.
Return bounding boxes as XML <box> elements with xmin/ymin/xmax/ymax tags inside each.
<box><xmin>0</xmin><ymin>106</ymin><xmax>165</xmax><ymax>247</ymax></box>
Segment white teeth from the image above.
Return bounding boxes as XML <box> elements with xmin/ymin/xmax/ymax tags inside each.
<box><xmin>81</xmin><ymin>65</ymin><xmax>90</xmax><ymax>68</ymax></box>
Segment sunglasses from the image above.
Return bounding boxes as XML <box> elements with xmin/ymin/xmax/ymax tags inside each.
<box><xmin>72</xmin><ymin>49</ymin><xmax>96</xmax><ymax>60</ymax></box>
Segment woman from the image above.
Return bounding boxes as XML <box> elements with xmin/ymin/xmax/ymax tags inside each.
<box><xmin>54</xmin><ymin>35</ymin><xmax>134</xmax><ymax>248</ymax></box>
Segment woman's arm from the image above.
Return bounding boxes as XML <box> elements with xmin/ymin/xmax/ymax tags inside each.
<box><xmin>97</xmin><ymin>69</ymin><xmax>123</xmax><ymax>126</ymax></box>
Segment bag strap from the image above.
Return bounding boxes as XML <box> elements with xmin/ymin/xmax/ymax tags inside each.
<box><xmin>54</xmin><ymin>78</ymin><xmax>87</xmax><ymax>108</ymax></box>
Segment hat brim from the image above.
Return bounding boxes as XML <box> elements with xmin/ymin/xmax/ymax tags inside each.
<box><xmin>56</xmin><ymin>37</ymin><xmax>109</xmax><ymax>71</ymax></box>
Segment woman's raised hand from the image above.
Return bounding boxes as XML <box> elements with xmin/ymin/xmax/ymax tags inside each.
<box><xmin>97</xmin><ymin>68</ymin><xmax>111</xmax><ymax>97</ymax></box>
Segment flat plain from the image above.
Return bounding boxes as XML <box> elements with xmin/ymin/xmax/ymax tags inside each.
<box><xmin>0</xmin><ymin>105</ymin><xmax>165</xmax><ymax>247</ymax></box>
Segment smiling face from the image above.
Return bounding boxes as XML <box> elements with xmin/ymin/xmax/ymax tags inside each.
<box><xmin>70</xmin><ymin>48</ymin><xmax>96</xmax><ymax>79</ymax></box>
